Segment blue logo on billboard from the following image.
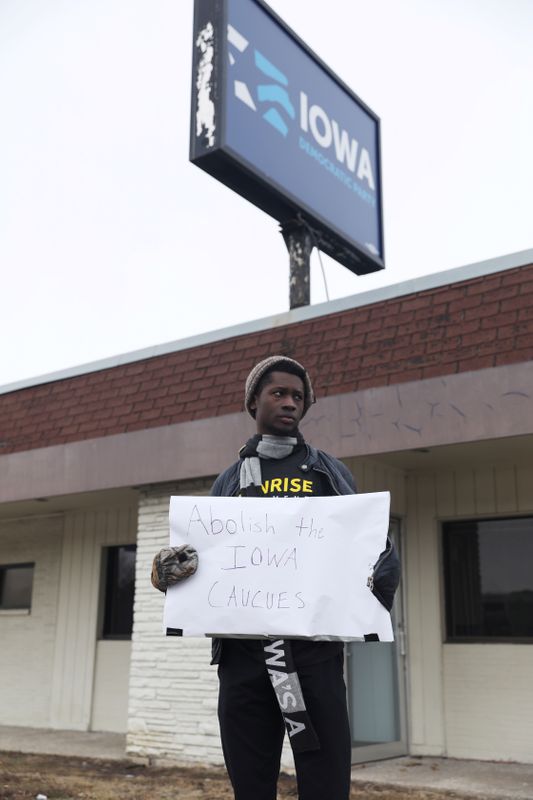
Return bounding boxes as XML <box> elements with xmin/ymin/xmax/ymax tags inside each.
<box><xmin>228</xmin><ymin>24</ymin><xmax>295</xmax><ymax>137</ymax></box>
<box><xmin>227</xmin><ymin>20</ymin><xmax>377</xmax><ymax>234</ymax></box>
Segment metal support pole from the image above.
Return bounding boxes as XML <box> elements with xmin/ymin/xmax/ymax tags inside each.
<box><xmin>280</xmin><ymin>220</ymin><xmax>313</xmax><ymax>310</ymax></box>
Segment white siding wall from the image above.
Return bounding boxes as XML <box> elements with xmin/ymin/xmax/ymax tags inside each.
<box><xmin>0</xmin><ymin>515</ymin><xmax>63</xmax><ymax>727</ymax></box>
<box><xmin>0</xmin><ymin>502</ymin><xmax>137</xmax><ymax>731</ymax></box>
<box><xmin>91</xmin><ymin>640</ymin><xmax>132</xmax><ymax>732</ymax></box>
<box><xmin>128</xmin><ymin>483</ymin><xmax>224</xmax><ymax>765</ymax></box>
<box><xmin>407</xmin><ymin>460</ymin><xmax>533</xmax><ymax>763</ymax></box>
<box><xmin>50</xmin><ymin>505</ymin><xmax>137</xmax><ymax>730</ymax></box>
<box><xmin>50</xmin><ymin>506</ymin><xmax>137</xmax><ymax>730</ymax></box>
<box><xmin>443</xmin><ymin>645</ymin><xmax>533</xmax><ymax>762</ymax></box>
<box><xmin>344</xmin><ymin>457</ymin><xmax>407</xmax><ymax>517</ymax></box>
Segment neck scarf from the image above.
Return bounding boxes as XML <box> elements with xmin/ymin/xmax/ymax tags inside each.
<box><xmin>239</xmin><ymin>433</ymin><xmax>304</xmax><ymax>496</ymax></box>
<box><xmin>238</xmin><ymin>433</ymin><xmax>320</xmax><ymax>753</ymax></box>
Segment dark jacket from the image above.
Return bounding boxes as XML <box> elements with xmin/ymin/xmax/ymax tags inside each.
<box><xmin>209</xmin><ymin>445</ymin><xmax>400</xmax><ymax>664</ymax></box>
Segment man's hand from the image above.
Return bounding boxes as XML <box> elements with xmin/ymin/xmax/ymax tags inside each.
<box><xmin>368</xmin><ymin>537</ymin><xmax>400</xmax><ymax>612</ymax></box>
<box><xmin>151</xmin><ymin>545</ymin><xmax>198</xmax><ymax>592</ymax></box>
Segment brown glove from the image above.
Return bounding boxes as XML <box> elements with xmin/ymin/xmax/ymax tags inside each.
<box><xmin>151</xmin><ymin>545</ymin><xmax>198</xmax><ymax>592</ymax></box>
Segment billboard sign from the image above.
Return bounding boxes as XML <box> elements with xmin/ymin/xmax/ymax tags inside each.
<box><xmin>191</xmin><ymin>0</ymin><xmax>384</xmax><ymax>274</ymax></box>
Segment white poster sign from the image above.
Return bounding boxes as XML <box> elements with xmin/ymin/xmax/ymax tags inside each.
<box><xmin>164</xmin><ymin>493</ymin><xmax>393</xmax><ymax>641</ymax></box>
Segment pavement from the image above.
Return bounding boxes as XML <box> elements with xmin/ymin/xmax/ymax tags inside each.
<box><xmin>351</xmin><ymin>756</ymin><xmax>533</xmax><ymax>799</ymax></box>
<box><xmin>1</xmin><ymin>725</ymin><xmax>532</xmax><ymax>799</ymax></box>
<box><xmin>0</xmin><ymin>725</ymin><xmax>126</xmax><ymax>761</ymax></box>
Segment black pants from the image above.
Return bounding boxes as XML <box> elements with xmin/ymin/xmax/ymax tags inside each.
<box><xmin>217</xmin><ymin>641</ymin><xmax>352</xmax><ymax>800</ymax></box>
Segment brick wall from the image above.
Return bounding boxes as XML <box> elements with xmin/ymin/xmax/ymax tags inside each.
<box><xmin>1</xmin><ymin>263</ymin><xmax>531</xmax><ymax>455</ymax></box>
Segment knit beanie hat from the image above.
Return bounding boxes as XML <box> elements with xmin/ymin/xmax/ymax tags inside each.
<box><xmin>244</xmin><ymin>356</ymin><xmax>315</xmax><ymax>418</ymax></box>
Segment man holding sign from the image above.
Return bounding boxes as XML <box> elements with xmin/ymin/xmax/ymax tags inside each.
<box><xmin>152</xmin><ymin>356</ymin><xmax>400</xmax><ymax>800</ymax></box>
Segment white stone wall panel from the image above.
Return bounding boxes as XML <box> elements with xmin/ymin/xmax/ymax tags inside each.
<box><xmin>128</xmin><ymin>485</ymin><xmax>224</xmax><ymax>765</ymax></box>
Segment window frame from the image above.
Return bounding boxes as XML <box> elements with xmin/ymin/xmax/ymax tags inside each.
<box><xmin>98</xmin><ymin>544</ymin><xmax>137</xmax><ymax>641</ymax></box>
<box><xmin>441</xmin><ymin>514</ymin><xmax>533</xmax><ymax>645</ymax></box>
<box><xmin>0</xmin><ymin>562</ymin><xmax>35</xmax><ymax>612</ymax></box>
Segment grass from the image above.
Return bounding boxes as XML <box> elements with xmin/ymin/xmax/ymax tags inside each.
<box><xmin>0</xmin><ymin>752</ymin><xmax>469</xmax><ymax>800</ymax></box>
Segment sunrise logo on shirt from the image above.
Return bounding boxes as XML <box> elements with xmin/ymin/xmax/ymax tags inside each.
<box><xmin>260</xmin><ymin>477</ymin><xmax>315</xmax><ymax>496</ymax></box>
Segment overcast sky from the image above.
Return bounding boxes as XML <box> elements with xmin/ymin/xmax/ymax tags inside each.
<box><xmin>1</xmin><ymin>0</ymin><xmax>532</xmax><ymax>388</ymax></box>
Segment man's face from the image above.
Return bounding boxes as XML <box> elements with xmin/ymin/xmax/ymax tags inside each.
<box><xmin>251</xmin><ymin>370</ymin><xmax>306</xmax><ymax>436</ymax></box>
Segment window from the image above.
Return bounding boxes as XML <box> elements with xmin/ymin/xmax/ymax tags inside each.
<box><xmin>102</xmin><ymin>545</ymin><xmax>136</xmax><ymax>639</ymax></box>
<box><xmin>0</xmin><ymin>563</ymin><xmax>34</xmax><ymax>610</ymax></box>
<box><xmin>443</xmin><ymin>517</ymin><xmax>533</xmax><ymax>641</ymax></box>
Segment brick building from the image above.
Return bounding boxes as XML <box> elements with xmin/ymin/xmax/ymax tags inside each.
<box><xmin>1</xmin><ymin>247</ymin><xmax>533</xmax><ymax>765</ymax></box>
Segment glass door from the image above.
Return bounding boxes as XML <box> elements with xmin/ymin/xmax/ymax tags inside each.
<box><xmin>347</xmin><ymin>517</ymin><xmax>408</xmax><ymax>762</ymax></box>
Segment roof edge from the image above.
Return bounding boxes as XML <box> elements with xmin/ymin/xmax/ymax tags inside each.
<box><xmin>2</xmin><ymin>246</ymin><xmax>532</xmax><ymax>396</ymax></box>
